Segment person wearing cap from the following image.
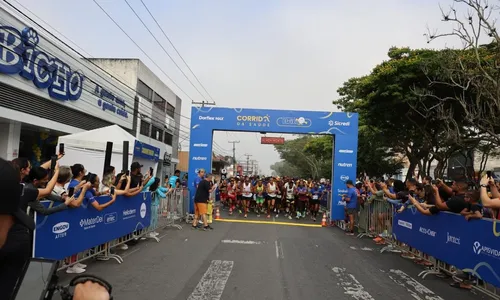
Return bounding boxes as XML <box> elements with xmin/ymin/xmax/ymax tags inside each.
<box><xmin>342</xmin><ymin>179</ymin><xmax>357</xmax><ymax>236</ymax></box>
<box><xmin>0</xmin><ymin>158</ymin><xmax>36</xmax><ymax>298</ymax></box>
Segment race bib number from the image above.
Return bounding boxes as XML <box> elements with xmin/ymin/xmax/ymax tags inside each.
<box><xmin>312</xmin><ymin>195</ymin><xmax>319</xmax><ymax>200</ymax></box>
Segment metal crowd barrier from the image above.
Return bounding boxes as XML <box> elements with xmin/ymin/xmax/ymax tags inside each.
<box><xmin>38</xmin><ymin>188</ymin><xmax>190</xmax><ymax>272</ymax></box>
<box><xmin>332</xmin><ymin>198</ymin><xmax>500</xmax><ymax>299</ymax></box>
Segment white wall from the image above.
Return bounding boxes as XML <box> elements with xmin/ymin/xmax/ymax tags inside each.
<box><xmin>0</xmin><ymin>119</ymin><xmax>20</xmax><ymax>161</ymax></box>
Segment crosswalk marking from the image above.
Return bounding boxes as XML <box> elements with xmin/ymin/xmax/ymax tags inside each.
<box><xmin>187</xmin><ymin>260</ymin><xmax>234</xmax><ymax>300</ymax></box>
<box><xmin>332</xmin><ymin>267</ymin><xmax>375</xmax><ymax>300</ymax></box>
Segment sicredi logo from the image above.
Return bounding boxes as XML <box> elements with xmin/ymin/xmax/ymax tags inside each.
<box><xmin>104</xmin><ymin>212</ymin><xmax>117</xmax><ymax>224</ymax></box>
<box><xmin>338</xmin><ymin>149</ymin><xmax>354</xmax><ymax>154</ymax></box>
<box><xmin>337</xmin><ymin>163</ymin><xmax>353</xmax><ymax>168</ymax></box>
<box><xmin>192</xmin><ymin>156</ymin><xmax>207</xmax><ymax>161</ymax></box>
<box><xmin>193</xmin><ymin>143</ymin><xmax>208</xmax><ymax>148</ymax></box>
<box><xmin>419</xmin><ymin>227</ymin><xmax>436</xmax><ymax>237</ymax></box>
<box><xmin>334</xmin><ymin>121</ymin><xmax>350</xmax><ymax>127</ymax></box>
<box><xmin>52</xmin><ymin>222</ymin><xmax>70</xmax><ymax>234</ymax></box>
<box><xmin>199</xmin><ymin>116</ymin><xmax>224</xmax><ymax>121</ymax></box>
<box><xmin>473</xmin><ymin>241</ymin><xmax>500</xmax><ymax>259</ymax></box>
<box><xmin>397</xmin><ymin>220</ymin><xmax>412</xmax><ymax>230</ymax></box>
<box><xmin>340</xmin><ymin>175</ymin><xmax>349</xmax><ymax>181</ymax></box>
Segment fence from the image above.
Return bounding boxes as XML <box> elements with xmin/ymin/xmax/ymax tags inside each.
<box><xmin>332</xmin><ymin>198</ymin><xmax>500</xmax><ymax>299</ymax></box>
<box><xmin>32</xmin><ymin>188</ymin><xmax>189</xmax><ymax>271</ymax></box>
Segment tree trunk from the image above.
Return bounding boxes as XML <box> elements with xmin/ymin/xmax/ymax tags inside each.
<box><xmin>406</xmin><ymin>161</ymin><xmax>417</xmax><ymax>182</ymax></box>
<box><xmin>434</xmin><ymin>160</ymin><xmax>446</xmax><ymax>179</ymax></box>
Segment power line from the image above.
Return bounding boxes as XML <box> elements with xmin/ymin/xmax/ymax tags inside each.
<box><xmin>3</xmin><ymin>0</ymin><xmax>193</xmax><ymax>130</ymax></box>
<box><xmin>139</xmin><ymin>0</ymin><xmax>216</xmax><ymax>105</ymax></box>
<box><xmin>123</xmin><ymin>0</ymin><xmax>214</xmax><ymax>105</ymax></box>
<box><xmin>91</xmin><ymin>0</ymin><xmax>197</xmax><ymax>103</ymax></box>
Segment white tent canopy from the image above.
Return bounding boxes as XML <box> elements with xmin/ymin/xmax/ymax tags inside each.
<box><xmin>58</xmin><ymin>125</ymin><xmax>135</xmax><ymax>154</ymax></box>
<box><xmin>57</xmin><ymin>125</ymin><xmax>158</xmax><ymax>177</ymax></box>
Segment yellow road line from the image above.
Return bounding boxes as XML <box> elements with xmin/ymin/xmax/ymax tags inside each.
<box><xmin>215</xmin><ymin>218</ymin><xmax>323</xmax><ymax>228</ymax></box>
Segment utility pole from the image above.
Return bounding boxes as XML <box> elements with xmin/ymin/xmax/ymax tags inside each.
<box><xmin>228</xmin><ymin>140</ymin><xmax>240</xmax><ymax>176</ymax></box>
<box><xmin>244</xmin><ymin>154</ymin><xmax>252</xmax><ymax>176</ymax></box>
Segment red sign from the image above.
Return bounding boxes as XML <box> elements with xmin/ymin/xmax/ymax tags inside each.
<box><xmin>261</xmin><ymin>137</ymin><xmax>285</xmax><ymax>145</ymax></box>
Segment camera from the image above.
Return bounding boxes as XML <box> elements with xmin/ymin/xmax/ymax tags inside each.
<box><xmin>11</xmin><ymin>258</ymin><xmax>113</xmax><ymax>300</ymax></box>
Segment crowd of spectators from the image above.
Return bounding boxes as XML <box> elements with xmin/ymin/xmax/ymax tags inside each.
<box><xmin>0</xmin><ymin>152</ymin><xmax>185</xmax><ymax>299</ymax></box>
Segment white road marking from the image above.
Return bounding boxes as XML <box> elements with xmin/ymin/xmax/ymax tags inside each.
<box><xmin>275</xmin><ymin>240</ymin><xmax>284</xmax><ymax>259</ymax></box>
<box><xmin>388</xmin><ymin>269</ymin><xmax>444</xmax><ymax>300</ymax></box>
<box><xmin>121</xmin><ymin>247</ymin><xmax>141</xmax><ymax>259</ymax></box>
<box><xmin>187</xmin><ymin>260</ymin><xmax>234</xmax><ymax>300</ymax></box>
<box><xmin>221</xmin><ymin>239</ymin><xmax>262</xmax><ymax>245</ymax></box>
<box><xmin>360</xmin><ymin>247</ymin><xmax>373</xmax><ymax>251</ymax></box>
<box><xmin>350</xmin><ymin>246</ymin><xmax>357</xmax><ymax>250</ymax></box>
<box><xmin>332</xmin><ymin>267</ymin><xmax>375</xmax><ymax>300</ymax></box>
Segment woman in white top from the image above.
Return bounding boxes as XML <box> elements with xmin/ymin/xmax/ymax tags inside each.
<box><xmin>266</xmin><ymin>177</ymin><xmax>278</xmax><ymax>218</ymax></box>
<box><xmin>241</xmin><ymin>177</ymin><xmax>253</xmax><ymax>218</ymax></box>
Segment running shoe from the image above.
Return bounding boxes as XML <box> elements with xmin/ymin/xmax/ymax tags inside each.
<box><xmin>267</xmin><ymin>215</ymin><xmax>271</xmax><ymax>218</ymax></box>
<box><xmin>203</xmin><ymin>225</ymin><xmax>214</xmax><ymax>231</ymax></box>
<box><xmin>244</xmin><ymin>214</ymin><xmax>248</xmax><ymax>218</ymax></box>
<box><xmin>275</xmin><ymin>214</ymin><xmax>279</xmax><ymax>218</ymax></box>
<box><xmin>288</xmin><ymin>215</ymin><xmax>292</xmax><ymax>220</ymax></box>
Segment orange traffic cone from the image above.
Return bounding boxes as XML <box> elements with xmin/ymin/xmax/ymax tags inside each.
<box><xmin>321</xmin><ymin>213</ymin><xmax>327</xmax><ymax>227</ymax></box>
<box><xmin>215</xmin><ymin>207</ymin><xmax>221</xmax><ymax>220</ymax></box>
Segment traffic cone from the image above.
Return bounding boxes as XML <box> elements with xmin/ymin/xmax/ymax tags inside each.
<box><xmin>321</xmin><ymin>213</ymin><xmax>327</xmax><ymax>227</ymax></box>
<box><xmin>215</xmin><ymin>207</ymin><xmax>221</xmax><ymax>220</ymax></box>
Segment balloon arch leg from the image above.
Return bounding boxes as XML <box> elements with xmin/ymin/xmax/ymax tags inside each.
<box><xmin>187</xmin><ymin>106</ymin><xmax>358</xmax><ymax>221</ymax></box>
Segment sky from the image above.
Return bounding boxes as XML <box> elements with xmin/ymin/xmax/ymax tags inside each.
<box><xmin>10</xmin><ymin>0</ymin><xmax>462</xmax><ymax>174</ymax></box>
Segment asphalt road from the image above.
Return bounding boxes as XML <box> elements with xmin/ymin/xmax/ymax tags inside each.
<box><xmin>55</xmin><ymin>214</ymin><xmax>485</xmax><ymax>300</ymax></box>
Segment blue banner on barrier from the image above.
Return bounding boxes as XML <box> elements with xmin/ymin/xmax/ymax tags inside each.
<box><xmin>393</xmin><ymin>209</ymin><xmax>500</xmax><ymax>287</ymax></box>
<box><xmin>34</xmin><ymin>192</ymin><xmax>152</xmax><ymax>260</ymax></box>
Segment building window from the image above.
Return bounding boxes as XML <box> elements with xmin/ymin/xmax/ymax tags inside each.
<box><xmin>140</xmin><ymin>120</ymin><xmax>150</xmax><ymax>136</ymax></box>
<box><xmin>151</xmin><ymin>125</ymin><xmax>163</xmax><ymax>141</ymax></box>
<box><xmin>164</xmin><ymin>132</ymin><xmax>173</xmax><ymax>146</ymax></box>
<box><xmin>166</xmin><ymin>103</ymin><xmax>175</xmax><ymax>118</ymax></box>
<box><xmin>137</xmin><ymin>80</ymin><xmax>153</xmax><ymax>102</ymax></box>
<box><xmin>153</xmin><ymin>92</ymin><xmax>166</xmax><ymax>112</ymax></box>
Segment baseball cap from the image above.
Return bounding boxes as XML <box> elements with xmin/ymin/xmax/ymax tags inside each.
<box><xmin>0</xmin><ymin>158</ymin><xmax>35</xmax><ymax>230</ymax></box>
<box><xmin>130</xmin><ymin>161</ymin><xmax>143</xmax><ymax>171</ymax></box>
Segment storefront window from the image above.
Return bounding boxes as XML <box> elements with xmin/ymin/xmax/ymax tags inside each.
<box><xmin>19</xmin><ymin>128</ymin><xmax>58</xmax><ymax>167</ymax></box>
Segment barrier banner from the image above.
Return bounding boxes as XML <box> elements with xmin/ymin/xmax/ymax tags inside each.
<box><xmin>33</xmin><ymin>192</ymin><xmax>152</xmax><ymax>260</ymax></box>
<box><xmin>393</xmin><ymin>209</ymin><xmax>500</xmax><ymax>287</ymax></box>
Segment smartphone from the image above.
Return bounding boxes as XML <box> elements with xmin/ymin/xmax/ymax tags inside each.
<box><xmin>59</xmin><ymin>143</ymin><xmax>64</xmax><ymax>155</ymax></box>
<box><xmin>487</xmin><ymin>171</ymin><xmax>492</xmax><ymax>178</ymax></box>
<box><xmin>149</xmin><ymin>167</ymin><xmax>154</xmax><ymax>176</ymax></box>
<box><xmin>19</xmin><ymin>183</ymin><xmax>25</xmax><ymax>197</ymax></box>
<box><xmin>125</xmin><ymin>170</ymin><xmax>130</xmax><ymax>176</ymax></box>
<box><xmin>110</xmin><ymin>186</ymin><xmax>115</xmax><ymax>195</ymax></box>
<box><xmin>11</xmin><ymin>258</ymin><xmax>58</xmax><ymax>300</ymax></box>
<box><xmin>68</xmin><ymin>187</ymin><xmax>75</xmax><ymax>198</ymax></box>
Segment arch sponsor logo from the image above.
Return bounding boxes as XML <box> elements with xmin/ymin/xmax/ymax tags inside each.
<box><xmin>276</xmin><ymin>117</ymin><xmax>311</xmax><ymax>128</ymax></box>
<box><xmin>340</xmin><ymin>175</ymin><xmax>349</xmax><ymax>182</ymax></box>
<box><xmin>79</xmin><ymin>216</ymin><xmax>103</xmax><ymax>230</ymax></box>
<box><xmin>52</xmin><ymin>222</ymin><xmax>70</xmax><ymax>239</ymax></box>
<box><xmin>198</xmin><ymin>116</ymin><xmax>224</xmax><ymax>121</ymax></box>
<box><xmin>473</xmin><ymin>241</ymin><xmax>500</xmax><ymax>259</ymax></box>
<box><xmin>338</xmin><ymin>149</ymin><xmax>354</xmax><ymax>154</ymax></box>
<box><xmin>337</xmin><ymin>162</ymin><xmax>353</xmax><ymax>168</ymax></box>
<box><xmin>193</xmin><ymin>143</ymin><xmax>208</xmax><ymax>148</ymax></box>
<box><xmin>332</xmin><ymin>121</ymin><xmax>351</xmax><ymax>127</ymax></box>
<box><xmin>192</xmin><ymin>156</ymin><xmax>207</xmax><ymax>161</ymax></box>
<box><xmin>236</xmin><ymin>115</ymin><xmax>270</xmax><ymax>127</ymax></box>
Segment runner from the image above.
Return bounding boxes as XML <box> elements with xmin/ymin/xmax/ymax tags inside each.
<box><xmin>310</xmin><ymin>182</ymin><xmax>322</xmax><ymax>221</ymax></box>
<box><xmin>254</xmin><ymin>179</ymin><xmax>265</xmax><ymax>217</ymax></box>
<box><xmin>236</xmin><ymin>178</ymin><xmax>243</xmax><ymax>214</ymax></box>
<box><xmin>219</xmin><ymin>179</ymin><xmax>228</xmax><ymax>208</ymax></box>
<box><xmin>242</xmin><ymin>176</ymin><xmax>252</xmax><ymax>218</ymax></box>
<box><xmin>296</xmin><ymin>180</ymin><xmax>308</xmax><ymax>219</ymax></box>
<box><xmin>266</xmin><ymin>177</ymin><xmax>278</xmax><ymax>218</ymax></box>
<box><xmin>284</xmin><ymin>178</ymin><xmax>296</xmax><ymax>220</ymax></box>
<box><xmin>227</xmin><ymin>179</ymin><xmax>236</xmax><ymax>215</ymax></box>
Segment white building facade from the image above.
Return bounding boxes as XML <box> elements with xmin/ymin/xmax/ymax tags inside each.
<box><xmin>0</xmin><ymin>6</ymin><xmax>135</xmax><ymax>165</ymax></box>
<box><xmin>88</xmin><ymin>59</ymin><xmax>181</xmax><ymax>179</ymax></box>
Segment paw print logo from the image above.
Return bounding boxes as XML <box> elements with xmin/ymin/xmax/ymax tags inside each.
<box><xmin>328</xmin><ymin>120</ymin><xmax>334</xmax><ymax>126</ymax></box>
<box><xmin>21</xmin><ymin>27</ymin><xmax>39</xmax><ymax>47</ymax></box>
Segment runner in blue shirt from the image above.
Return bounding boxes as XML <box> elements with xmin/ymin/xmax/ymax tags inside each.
<box><xmin>342</xmin><ymin>180</ymin><xmax>357</xmax><ymax>236</ymax></box>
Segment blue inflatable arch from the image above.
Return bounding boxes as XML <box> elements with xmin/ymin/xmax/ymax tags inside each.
<box><xmin>188</xmin><ymin>106</ymin><xmax>358</xmax><ymax>221</ymax></box>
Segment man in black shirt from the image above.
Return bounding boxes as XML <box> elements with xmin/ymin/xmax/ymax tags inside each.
<box><xmin>192</xmin><ymin>173</ymin><xmax>215</xmax><ymax>230</ymax></box>
<box><xmin>0</xmin><ymin>158</ymin><xmax>36</xmax><ymax>299</ymax></box>
<box><xmin>427</xmin><ymin>179</ymin><xmax>468</xmax><ymax>215</ymax></box>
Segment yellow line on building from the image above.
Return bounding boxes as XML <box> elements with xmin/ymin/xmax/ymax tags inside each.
<box><xmin>215</xmin><ymin>218</ymin><xmax>323</xmax><ymax>228</ymax></box>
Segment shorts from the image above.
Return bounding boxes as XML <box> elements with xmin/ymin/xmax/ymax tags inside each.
<box><xmin>346</xmin><ymin>208</ymin><xmax>356</xmax><ymax>215</ymax></box>
<box><xmin>286</xmin><ymin>197</ymin><xmax>295</xmax><ymax>204</ymax></box>
<box><xmin>256</xmin><ymin>196</ymin><xmax>264</xmax><ymax>204</ymax></box>
<box><xmin>242</xmin><ymin>196</ymin><xmax>252</xmax><ymax>201</ymax></box>
<box><xmin>266</xmin><ymin>195</ymin><xmax>276</xmax><ymax>201</ymax></box>
<box><xmin>310</xmin><ymin>199</ymin><xmax>320</xmax><ymax>205</ymax></box>
<box><xmin>195</xmin><ymin>202</ymin><xmax>208</xmax><ymax>215</ymax></box>
<box><xmin>237</xmin><ymin>194</ymin><xmax>242</xmax><ymax>201</ymax></box>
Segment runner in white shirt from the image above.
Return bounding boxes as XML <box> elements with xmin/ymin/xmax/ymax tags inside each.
<box><xmin>241</xmin><ymin>176</ymin><xmax>253</xmax><ymax>218</ymax></box>
<box><xmin>284</xmin><ymin>178</ymin><xmax>296</xmax><ymax>220</ymax></box>
<box><xmin>266</xmin><ymin>177</ymin><xmax>278</xmax><ymax>218</ymax></box>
